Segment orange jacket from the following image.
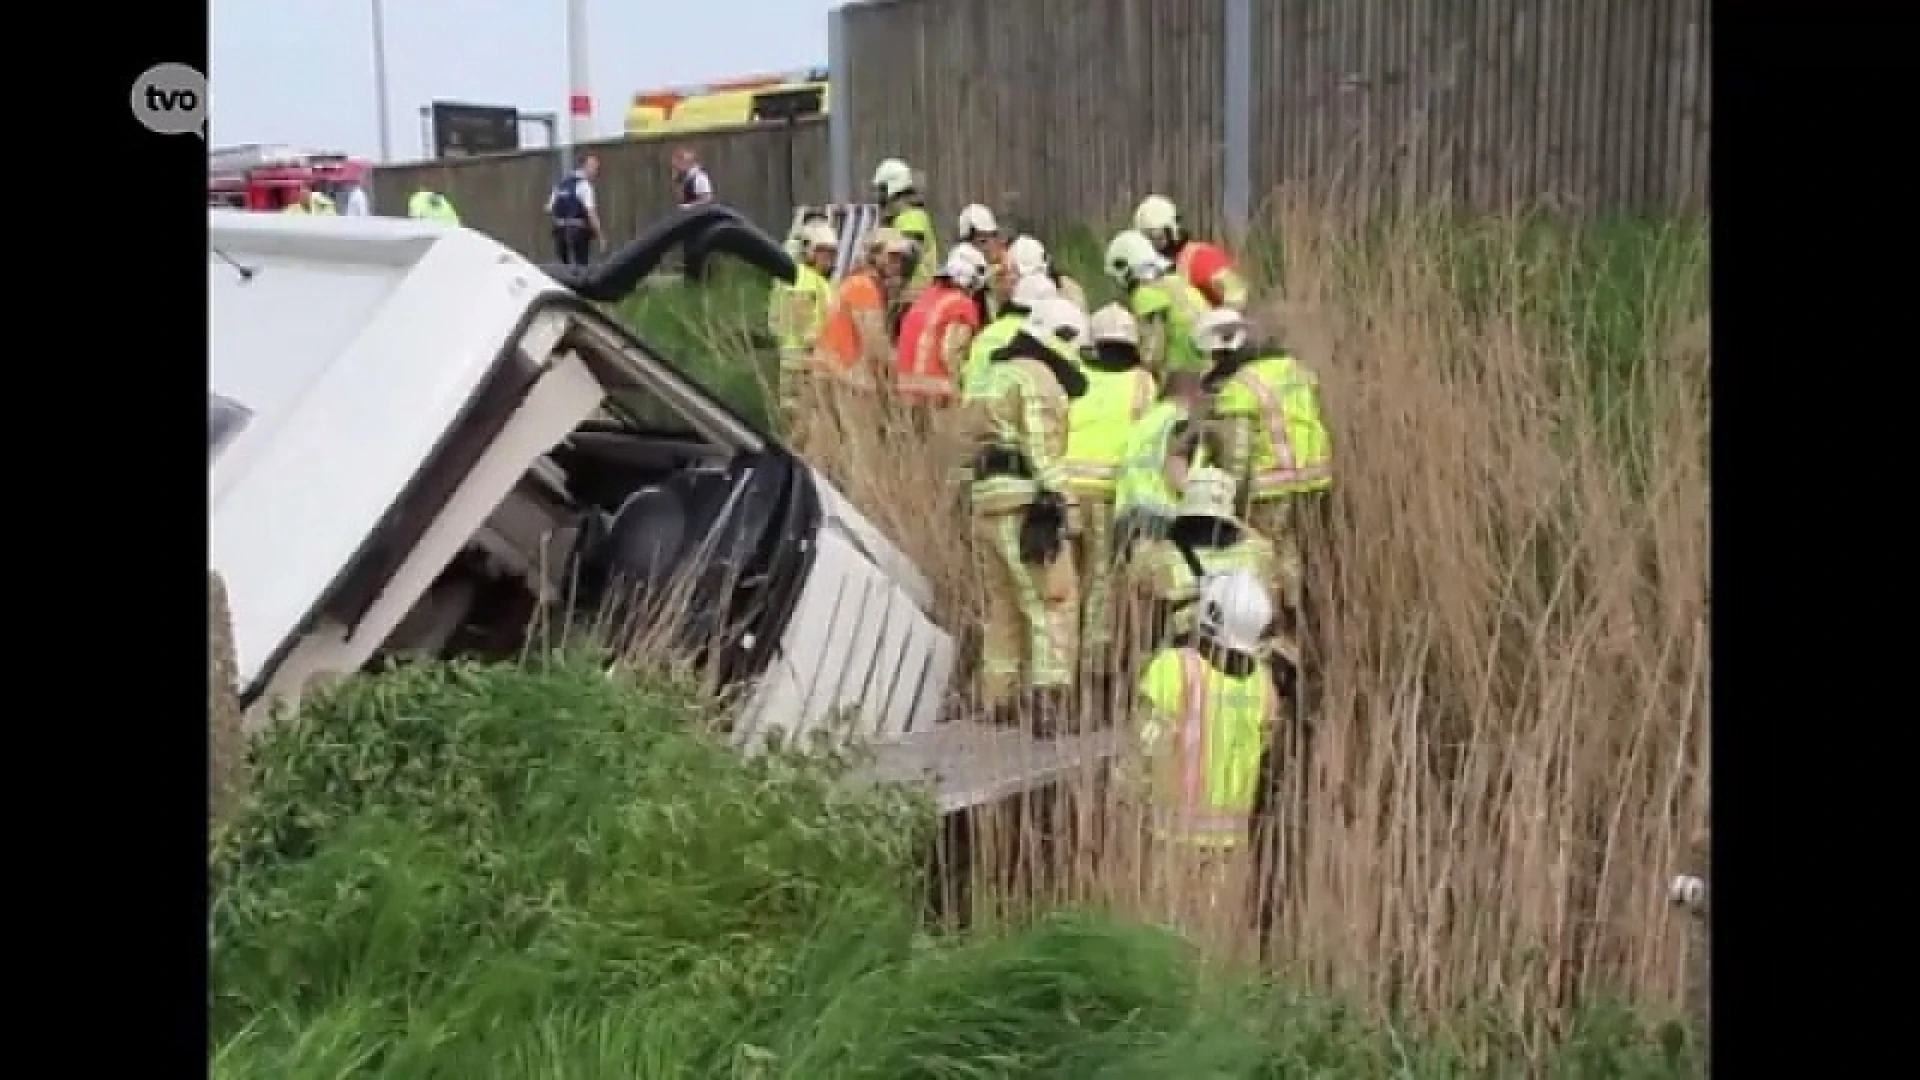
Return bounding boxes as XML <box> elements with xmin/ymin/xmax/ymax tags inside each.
<box><xmin>894</xmin><ymin>283</ymin><xmax>980</xmax><ymax>403</ymax></box>
<box><xmin>815</xmin><ymin>271</ymin><xmax>886</xmax><ymax>385</ymax></box>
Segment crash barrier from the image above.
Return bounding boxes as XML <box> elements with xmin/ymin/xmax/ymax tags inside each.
<box><xmin>787</xmin><ymin>203</ymin><xmax>882</xmax><ymax>280</ymax></box>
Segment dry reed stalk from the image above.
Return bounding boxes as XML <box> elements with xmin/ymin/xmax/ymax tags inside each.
<box><xmin>786</xmin><ymin>202</ymin><xmax>1708</xmax><ymax>1040</ymax></box>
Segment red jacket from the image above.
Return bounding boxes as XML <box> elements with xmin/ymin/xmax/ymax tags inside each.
<box><xmin>894</xmin><ymin>283</ymin><xmax>980</xmax><ymax>403</ymax></box>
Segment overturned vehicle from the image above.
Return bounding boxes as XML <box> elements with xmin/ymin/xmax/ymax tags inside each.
<box><xmin>209</xmin><ymin>205</ymin><xmax>961</xmax><ymax>755</ymax></box>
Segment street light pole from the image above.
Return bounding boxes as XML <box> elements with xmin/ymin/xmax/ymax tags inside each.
<box><xmin>371</xmin><ymin>0</ymin><xmax>394</xmax><ymax>162</ymax></box>
<box><xmin>565</xmin><ymin>0</ymin><xmax>593</xmax><ymax>150</ymax></box>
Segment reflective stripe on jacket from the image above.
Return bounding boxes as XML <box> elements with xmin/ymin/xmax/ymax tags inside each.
<box><xmin>1113</xmin><ymin>400</ymin><xmax>1187</xmax><ymax>515</ymax></box>
<box><xmin>1063</xmin><ymin>367</ymin><xmax>1157</xmax><ymax>496</ymax></box>
<box><xmin>1136</xmin><ymin>647</ymin><xmax>1275</xmax><ymax>848</ymax></box>
<box><xmin>769</xmin><ymin>264</ymin><xmax>834</xmax><ymax>372</ymax></box>
<box><xmin>1212</xmin><ymin>352</ymin><xmax>1334</xmax><ymax>499</ymax></box>
<box><xmin>895</xmin><ymin>283</ymin><xmax>979</xmax><ymax>402</ymax></box>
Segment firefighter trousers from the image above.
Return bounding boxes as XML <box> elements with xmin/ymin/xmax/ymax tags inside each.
<box><xmin>1070</xmin><ymin>492</ymin><xmax>1118</xmax><ymax>675</ymax></box>
<box><xmin>971</xmin><ymin>509</ymin><xmax>1079</xmax><ymax>712</ymax></box>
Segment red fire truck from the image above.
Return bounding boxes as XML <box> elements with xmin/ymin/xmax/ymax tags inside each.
<box><xmin>209</xmin><ymin>144</ymin><xmax>371</xmax><ymax>211</ymax></box>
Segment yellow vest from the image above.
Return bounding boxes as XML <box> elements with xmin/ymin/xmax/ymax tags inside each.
<box><xmin>961</xmin><ymin>314</ymin><xmax>1024</xmax><ymax>400</ymax></box>
<box><xmin>767</xmin><ymin>264</ymin><xmax>834</xmax><ymax>370</ymax></box>
<box><xmin>1212</xmin><ymin>352</ymin><xmax>1334</xmax><ymax>498</ymax></box>
<box><xmin>1129</xmin><ymin>278</ymin><xmax>1211</xmax><ymax>372</ymax></box>
<box><xmin>1063</xmin><ymin>366</ymin><xmax>1158</xmax><ymax>496</ymax></box>
<box><xmin>1136</xmin><ymin>647</ymin><xmax>1275</xmax><ymax>848</ymax></box>
<box><xmin>1113</xmin><ymin>400</ymin><xmax>1186</xmax><ymax>515</ymax></box>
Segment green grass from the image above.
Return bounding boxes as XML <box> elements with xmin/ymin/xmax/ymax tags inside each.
<box><xmin>212</xmin><ymin>658</ymin><xmax>1700</xmax><ymax>1078</ymax></box>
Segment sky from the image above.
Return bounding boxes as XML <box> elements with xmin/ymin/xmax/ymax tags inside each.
<box><xmin>211</xmin><ymin>0</ymin><xmax>842</xmax><ymax>162</ymax></box>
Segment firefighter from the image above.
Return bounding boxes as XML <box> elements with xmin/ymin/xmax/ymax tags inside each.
<box><xmin>814</xmin><ymin>227</ymin><xmax>915</xmax><ymax>394</ymax></box>
<box><xmin>767</xmin><ymin>221</ymin><xmax>839</xmax><ymax>431</ymax></box>
<box><xmin>1105</xmin><ymin>229</ymin><xmax>1211</xmax><ymax>377</ymax></box>
<box><xmin>958</xmin><ymin>203</ymin><xmax>1009</xmax><ymax>271</ymax></box>
<box><xmin>895</xmin><ymin>243</ymin><xmax>989</xmax><ymax>410</ymax></box>
<box><xmin>1120</xmin><ymin>467</ymin><xmax>1297</xmax><ymax>648</ymax></box>
<box><xmin>1134</xmin><ymin>195</ymin><xmax>1251</xmax><ymax>310</ymax></box>
<box><xmin>960</xmin><ymin>294</ymin><xmax>1091</xmax><ymax>733</ymax></box>
<box><xmin>1188</xmin><ymin>308</ymin><xmax>1333</xmax><ymax>558</ymax></box>
<box><xmin>406</xmin><ymin>189</ymin><xmax>461</xmax><ymax>224</ymax></box>
<box><xmin>1130</xmin><ymin>569</ymin><xmax>1287</xmax><ymax>927</ymax></box>
<box><xmin>872</xmin><ymin>159</ymin><xmax>940</xmax><ymax>305</ymax></box>
<box><xmin>962</xmin><ymin>272</ymin><xmax>1056</xmax><ymax>400</ymax></box>
<box><xmin>1007</xmin><ymin>234</ymin><xmax>1089</xmax><ymax>314</ymax></box>
<box><xmin>1062</xmin><ymin>303</ymin><xmax>1158</xmax><ymax>682</ymax></box>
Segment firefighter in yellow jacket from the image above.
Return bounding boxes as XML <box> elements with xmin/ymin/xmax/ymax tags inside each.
<box><xmin>1121</xmin><ymin>468</ymin><xmax>1300</xmax><ymax>649</ymax></box>
<box><xmin>1131</xmin><ymin>569</ymin><xmax>1285</xmax><ymax>927</ymax></box>
<box><xmin>1188</xmin><ymin>308</ymin><xmax>1333</xmax><ymax>544</ymax></box>
<box><xmin>962</xmin><ymin>272</ymin><xmax>1056</xmax><ymax>400</ymax></box>
<box><xmin>766</xmin><ymin>221</ymin><xmax>839</xmax><ymax>432</ymax></box>
<box><xmin>1106</xmin><ymin>229</ymin><xmax>1212</xmax><ymax>377</ymax></box>
<box><xmin>872</xmin><ymin>158</ymin><xmax>939</xmax><ymax>308</ymax></box>
<box><xmin>960</xmin><ymin>294</ymin><xmax>1092</xmax><ymax>731</ymax></box>
<box><xmin>1062</xmin><ymin>303</ymin><xmax>1157</xmax><ymax>682</ymax></box>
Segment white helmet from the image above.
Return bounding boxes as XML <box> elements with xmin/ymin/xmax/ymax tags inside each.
<box><xmin>1007</xmin><ymin>234</ymin><xmax>1050</xmax><ymax>279</ymax></box>
<box><xmin>1191</xmin><ymin>308</ymin><xmax>1250</xmax><ymax>352</ymax></box>
<box><xmin>1089</xmin><ymin>303</ymin><xmax>1139</xmax><ymax>347</ymax></box>
<box><xmin>871</xmin><ymin>158</ymin><xmax>915</xmax><ymax>199</ymax></box>
<box><xmin>1024</xmin><ymin>294</ymin><xmax>1090</xmax><ymax>350</ymax></box>
<box><xmin>1197</xmin><ymin>569</ymin><xmax>1273</xmax><ymax>653</ymax></box>
<box><xmin>799</xmin><ymin>222</ymin><xmax>839</xmax><ymax>252</ymax></box>
<box><xmin>1007</xmin><ymin>272</ymin><xmax>1058</xmax><ymax>313</ymax></box>
<box><xmin>1105</xmin><ymin>229</ymin><xmax>1168</xmax><ymax>283</ymax></box>
<box><xmin>1133</xmin><ymin>194</ymin><xmax>1181</xmax><ymax>235</ymax></box>
<box><xmin>939</xmin><ymin>242</ymin><xmax>990</xmax><ymax>291</ymax></box>
<box><xmin>958</xmin><ymin>203</ymin><xmax>1000</xmax><ymax>241</ymax></box>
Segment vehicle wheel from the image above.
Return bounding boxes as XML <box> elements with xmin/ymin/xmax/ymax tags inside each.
<box><xmin>209</xmin><ymin>571</ymin><xmax>247</xmax><ymax>830</ymax></box>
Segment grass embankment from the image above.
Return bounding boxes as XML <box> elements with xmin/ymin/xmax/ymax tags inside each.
<box><xmin>212</xmin><ymin>658</ymin><xmax>1696</xmax><ymax>1077</ymax></box>
<box><xmin>212</xmin><ymin>207</ymin><xmax>1708</xmax><ymax>1075</ymax></box>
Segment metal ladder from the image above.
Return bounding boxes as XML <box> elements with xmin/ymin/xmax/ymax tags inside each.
<box><xmin>786</xmin><ymin>203</ymin><xmax>881</xmax><ymax>281</ymax></box>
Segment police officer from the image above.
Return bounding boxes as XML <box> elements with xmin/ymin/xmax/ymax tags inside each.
<box><xmin>671</xmin><ymin>147</ymin><xmax>715</xmax><ymax>208</ymax></box>
<box><xmin>547</xmin><ymin>153</ymin><xmax>604</xmax><ymax>267</ymax></box>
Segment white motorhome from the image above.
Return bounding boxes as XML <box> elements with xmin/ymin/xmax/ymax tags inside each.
<box><xmin>210</xmin><ymin>205</ymin><xmax>1111</xmax><ymax>810</ymax></box>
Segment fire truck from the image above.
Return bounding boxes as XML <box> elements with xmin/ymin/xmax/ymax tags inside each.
<box><xmin>208</xmin><ymin>144</ymin><xmax>372</xmax><ymax>211</ymax></box>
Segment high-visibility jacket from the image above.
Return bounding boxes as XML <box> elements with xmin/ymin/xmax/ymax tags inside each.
<box><xmin>1113</xmin><ymin>401</ymin><xmax>1188</xmax><ymax>515</ymax></box>
<box><xmin>1136</xmin><ymin>646</ymin><xmax>1277</xmax><ymax>848</ymax></box>
<box><xmin>814</xmin><ymin>271</ymin><xmax>888</xmax><ymax>389</ymax></box>
<box><xmin>961</xmin><ymin>313</ymin><xmax>1025</xmax><ymax>399</ymax></box>
<box><xmin>768</xmin><ymin>263</ymin><xmax>834</xmax><ymax>377</ymax></box>
<box><xmin>1062</xmin><ymin>366</ymin><xmax>1157</xmax><ymax>498</ymax></box>
<box><xmin>1128</xmin><ymin>532</ymin><xmax>1286</xmax><ymax>640</ymax></box>
<box><xmin>895</xmin><ymin>282</ymin><xmax>979</xmax><ymax>403</ymax></box>
<box><xmin>1212</xmin><ymin>352</ymin><xmax>1334</xmax><ymax>500</ymax></box>
<box><xmin>1174</xmin><ymin>241</ymin><xmax>1249</xmax><ymax>310</ymax></box>
<box><xmin>283</xmin><ymin>191</ymin><xmax>335</xmax><ymax>215</ymax></box>
<box><xmin>885</xmin><ymin>202</ymin><xmax>940</xmax><ymax>294</ymax></box>
<box><xmin>1130</xmin><ymin>278</ymin><xmax>1211</xmax><ymax>374</ymax></box>
<box><xmin>967</xmin><ymin>356</ymin><xmax>1074</xmax><ymax>516</ymax></box>
<box><xmin>407</xmin><ymin>190</ymin><xmax>460</xmax><ymax>224</ymax></box>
